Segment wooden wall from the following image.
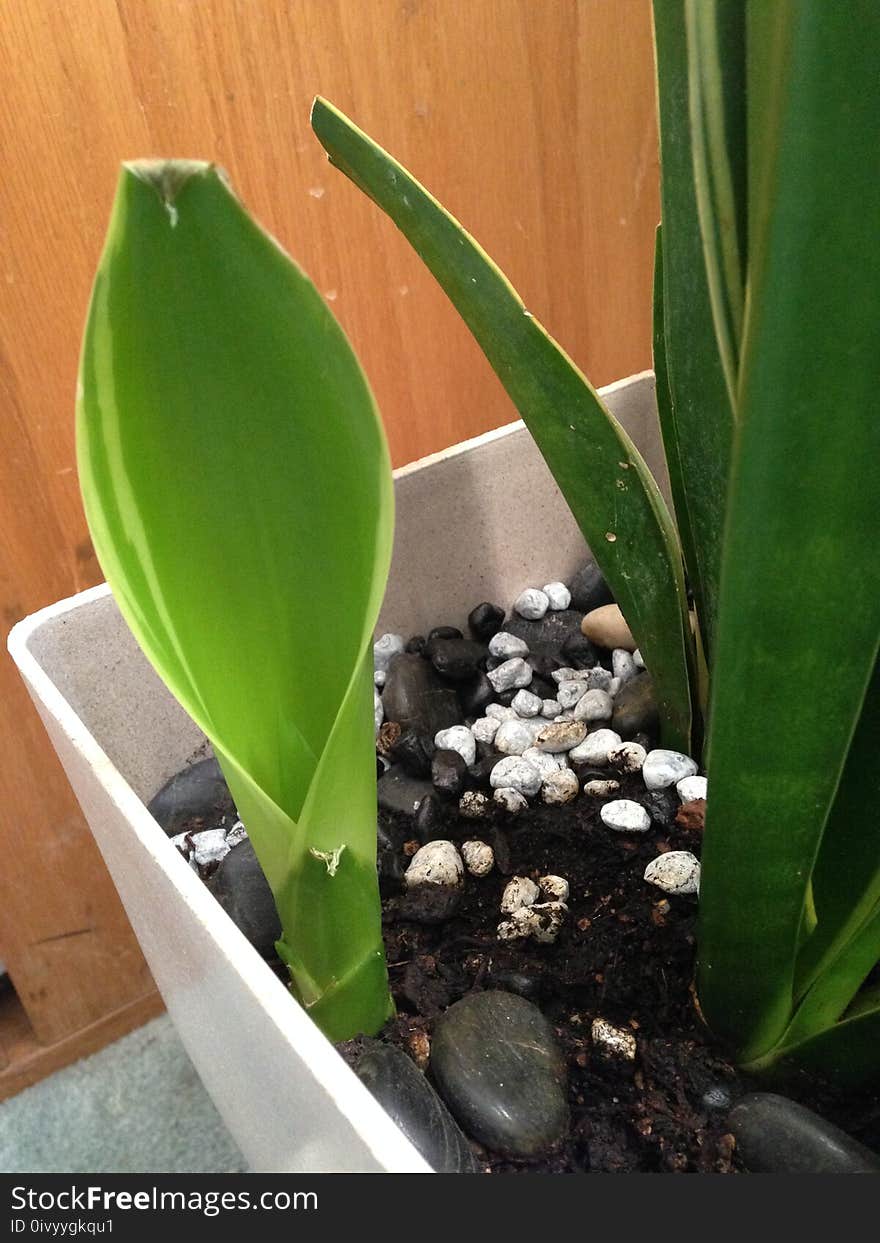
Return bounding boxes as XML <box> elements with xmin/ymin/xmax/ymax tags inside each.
<box><xmin>0</xmin><ymin>0</ymin><xmax>659</xmax><ymax>1051</ymax></box>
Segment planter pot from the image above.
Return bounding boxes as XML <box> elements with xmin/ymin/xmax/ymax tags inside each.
<box><xmin>8</xmin><ymin>371</ymin><xmax>665</xmax><ymax>1173</ymax></box>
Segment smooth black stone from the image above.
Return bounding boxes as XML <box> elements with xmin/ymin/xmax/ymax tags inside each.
<box><xmin>390</xmin><ymin>729</ymin><xmax>435</xmax><ymax>779</ymax></box>
<box><xmin>526</xmin><ymin>653</ymin><xmax>560</xmax><ymax>680</ymax></box>
<box><xmin>568</xmin><ymin>560</ymin><xmax>614</xmax><ymax>613</ymax></box>
<box><xmin>376</xmin><ymin>756</ymin><xmax>386</xmax><ymax>779</ymax></box>
<box><xmin>414</xmin><ymin>792</ymin><xmax>447</xmax><ymax>842</ymax></box>
<box><xmin>398</xmin><ymin>882</ymin><xmax>463</xmax><ymax>923</ymax></box>
<box><xmin>612</xmin><ymin>672</ymin><xmax>659</xmax><ymax>739</ymax></box>
<box><xmin>405</xmin><ymin>634</ymin><xmax>426</xmax><ymax>655</ymax></box>
<box><xmin>486</xmin><ymin>967</ymin><xmax>544</xmax><ymax>1001</ymax></box>
<box><xmin>429</xmin><ymin>638</ymin><xmax>486</xmax><ymax>682</ymax></box>
<box><xmin>489</xmin><ymin>826</ymin><xmax>512</xmax><ymax>873</ymax></box>
<box><xmin>642</xmin><ymin>788</ymin><xmax>679</xmax><ymax>829</ymax></box>
<box><xmin>529</xmin><ymin>675</ymin><xmax>558</xmax><ymax>702</ymax></box>
<box><xmin>382</xmin><ymin>653</ymin><xmax>462</xmax><ymax>737</ymax></box>
<box><xmin>428</xmin><ymin>625</ymin><xmax>463</xmax><ymax>642</ymax></box>
<box><xmin>494</xmin><ymin>689</ymin><xmax>517</xmax><ymax>707</ymax></box>
<box><xmin>148</xmin><ymin>757</ymin><xmax>236</xmax><ymax>836</ymax></box>
<box><xmin>432</xmin><ymin>749</ymin><xmax>469</xmax><ymax>798</ymax></box>
<box><xmin>505</xmin><ymin>610</ymin><xmax>585</xmax><ymax>661</ymax></box>
<box><xmin>728</xmin><ymin>1093</ymin><xmax>880</xmax><ymax>1174</ymax></box>
<box><xmin>560</xmin><ymin>631</ymin><xmax>601</xmax><ymax>671</ymax></box>
<box><xmin>468</xmin><ymin>753</ymin><xmax>504</xmax><ymax>789</ymax></box>
<box><xmin>377</xmin><ymin>820</ymin><xmax>408</xmax><ymax>889</ymax></box>
<box><xmin>458</xmin><ymin>672</ymin><xmax>495</xmax><ymax>718</ymax></box>
<box><xmin>631</xmin><ymin>731</ymin><xmax>654</xmax><ymax>752</ymax></box>
<box><xmin>430</xmin><ymin>991</ymin><xmax>569</xmax><ymax>1158</ymax></box>
<box><xmin>468</xmin><ymin>602</ymin><xmax>505</xmax><ymax>642</ymax></box>
<box><xmin>208</xmin><ymin>840</ymin><xmax>281</xmax><ymax>959</ymax></box>
<box><xmin>378</xmin><ymin>765</ymin><xmax>434</xmax><ymax>818</ymax></box>
<box><xmin>355</xmin><ymin>1042</ymin><xmax>478</xmax><ymax>1173</ymax></box>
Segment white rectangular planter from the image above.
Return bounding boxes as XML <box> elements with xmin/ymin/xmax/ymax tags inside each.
<box><xmin>8</xmin><ymin>372</ymin><xmax>663</xmax><ymax>1173</ymax></box>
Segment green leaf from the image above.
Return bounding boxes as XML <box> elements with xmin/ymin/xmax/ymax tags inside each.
<box><xmin>764</xmin><ymin>1001</ymin><xmax>880</xmax><ymax>1088</ymax></box>
<box><xmin>311</xmin><ymin>97</ymin><xmax>695</xmax><ymax>753</ymax></box>
<box><xmin>697</xmin><ymin>4</ymin><xmax>880</xmax><ymax>1061</ymax></box>
<box><xmin>782</xmin><ymin>905</ymin><xmax>880</xmax><ymax>1050</ymax></box>
<box><xmin>652</xmin><ymin>1</ymin><xmax>734</xmax><ymax>660</ymax></box>
<box><xmin>77</xmin><ymin>161</ymin><xmax>395</xmax><ymax>1040</ymax></box>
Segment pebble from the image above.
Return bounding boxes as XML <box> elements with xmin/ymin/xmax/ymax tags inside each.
<box><xmin>373</xmin><ymin>632</ymin><xmax>405</xmax><ymax>672</ymax></box>
<box><xmin>471</xmin><ymin>716</ymin><xmax>500</xmax><ymax>745</ymax></box>
<box><xmin>485</xmin><ymin>703</ymin><xmax>516</xmax><ymax>721</ymax></box>
<box><xmin>148</xmin><ymin>756</ymin><xmax>238</xmax><ymax>836</ymax></box>
<box><xmin>633</xmin><ymin>648</ymin><xmax>645</xmax><ymax>669</ymax></box>
<box><xmin>494</xmin><ymin>717</ymin><xmax>542</xmax><ymax>756</ymax></box>
<box><xmin>486</xmin><ymin>967</ymin><xmax>544</xmax><ymax>1001</ymax></box>
<box><xmin>644</xmin><ymin>850</ymin><xmax>701</xmax><ymax>895</ymax></box>
<box><xmin>583</xmin><ymin>778</ymin><xmax>621</xmax><ymax>797</ymax></box>
<box><xmin>458</xmin><ymin>790</ymin><xmax>490</xmax><ymax>820</ymax></box>
<box><xmin>542</xmin><ymin>582</ymin><xmax>571</xmax><ymax>611</ymax></box>
<box><xmin>404</xmin><ymin>840</ymin><xmax>465</xmax><ymax>889</ymax></box>
<box><xmin>591</xmin><ymin>1018</ymin><xmax>637</xmax><ymax>1062</ymax></box>
<box><xmin>225</xmin><ymin>820</ymin><xmax>248</xmax><ymax>849</ymax></box>
<box><xmin>572</xmin><ymin>688</ymin><xmax>613</xmax><ymax>722</ymax></box>
<box><xmin>533</xmin><ymin>720</ymin><xmax>587</xmax><ymax>752</ymax></box>
<box><xmin>189</xmin><ymin>827</ymin><xmax>230</xmax><ymax>869</ymax></box>
<box><xmin>581</xmin><ymin>603</ymin><xmax>636</xmax><ymax>651</ymax></box>
<box><xmin>431</xmin><ymin>992</ymin><xmax>569</xmax><ymax>1159</ymax></box>
<box><xmin>429</xmin><ymin>638</ymin><xmax>486</xmax><ymax>682</ymax></box>
<box><xmin>608</xmin><ymin>741</ymin><xmax>647</xmax><ymax>773</ymax></box>
<box><xmin>568</xmin><ymin>728</ymin><xmax>622</xmax><ymax>766</ymax></box>
<box><xmin>568</xmin><ymin>561</ymin><xmax>614</xmax><ymax>614</ymax></box>
<box><xmin>520</xmin><ymin>747</ymin><xmax>562</xmax><ymax>779</ymax></box>
<box><xmin>600</xmin><ymin>799</ymin><xmax>652</xmax><ymax>834</ymax></box>
<box><xmin>551</xmin><ymin>666</ymin><xmax>586</xmax><ymax>684</ymax></box>
<box><xmin>434</xmin><ymin>726</ymin><xmax>477</xmax><ymax>767</ymax></box>
<box><xmin>560</xmin><ymin>631</ymin><xmax>601</xmax><ymax>670</ymax></box>
<box><xmin>728</xmin><ymin>1093</ymin><xmax>880</xmax><ymax>1174</ymax></box>
<box><xmin>413</xmin><ymin>792</ymin><xmax>446</xmax><ymax>842</ymax></box>
<box><xmin>208</xmin><ymin>840</ymin><xmax>282</xmax><ymax>959</ymax></box>
<box><xmin>377</xmin><ymin>766</ymin><xmax>433</xmax><ymax>817</ymax></box>
<box><xmin>514</xmin><ymin>588</ymin><xmax>550</xmax><ymax>620</ymax></box>
<box><xmin>541</xmin><ymin>769</ymin><xmax>580</xmax><ymax>805</ymax></box>
<box><xmin>541</xmin><ymin>698</ymin><xmax>561</xmax><ymax>718</ymax></box>
<box><xmin>460</xmin><ymin>839</ymin><xmax>494</xmax><ymax>876</ymax></box>
<box><xmin>642</xmin><ymin>787</ymin><xmax>679</xmax><ymax>829</ymax></box>
<box><xmin>431</xmin><ymin>749</ymin><xmax>469</xmax><ymax>798</ymax></box>
<box><xmin>511</xmin><ymin>689</ymin><xmax>543</xmax><ymax>718</ymax></box>
<box><xmin>506</xmin><ymin>610</ymin><xmax>587</xmax><ymax>661</ymax></box>
<box><xmin>677</xmin><ymin>775</ymin><xmax>708</xmax><ymax>802</ymax></box>
<box><xmin>457</xmin><ymin>671</ymin><xmax>495</xmax><ymax>718</ymax></box>
<box><xmin>608</xmin><ymin>676</ymin><xmax>621</xmax><ymax>697</ymax></box>
<box><xmin>488</xmin><ymin>631</ymin><xmax>529</xmax><ymax>660</ymax></box>
<box><xmin>500</xmin><ymin>901</ymin><xmax>568</xmax><ymax>944</ymax></box>
<box><xmin>500</xmin><ymin>875</ymin><xmax>540</xmax><ymax>913</ymax></box>
<box><xmin>556</xmin><ymin>679</ymin><xmax>588</xmax><ymax>710</ymax></box>
<box><xmin>355</xmin><ymin>1042</ymin><xmax>478</xmax><ymax>1174</ymax></box>
<box><xmin>611</xmin><ymin>672</ymin><xmax>659</xmax><ymax>739</ymax></box>
<box><xmin>374</xmin><ymin>668</ymin><xmax>386</xmax><ymax>688</ymax></box>
<box><xmin>539</xmin><ymin>875</ymin><xmax>570</xmax><ymax>902</ymax></box>
<box><xmin>468</xmin><ymin>601</ymin><xmax>505</xmax><ymax>642</ymax></box>
<box><xmin>611</xmin><ymin>648</ymin><xmax>638</xmax><ymax>685</ymax></box>
<box><xmin>383</xmin><ymin>653</ymin><xmax>462</xmax><ymax>738</ymax></box>
<box><xmin>489</xmin><ymin>756</ymin><xmax>542</xmax><ymax>797</ymax></box>
<box><xmin>487</xmin><ymin>657</ymin><xmax>533</xmax><ymax>693</ymax></box>
<box><xmin>493</xmin><ymin>786</ymin><xmax>529</xmax><ymax>815</ymax></box>
<box><xmin>642</xmin><ymin>748</ymin><xmax>699</xmax><ymax>790</ymax></box>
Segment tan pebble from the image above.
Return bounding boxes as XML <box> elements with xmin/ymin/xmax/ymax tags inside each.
<box><xmin>407</xmin><ymin>1030</ymin><xmax>431</xmax><ymax>1070</ymax></box>
<box><xmin>580</xmin><ymin>603</ymin><xmax>636</xmax><ymax>651</ymax></box>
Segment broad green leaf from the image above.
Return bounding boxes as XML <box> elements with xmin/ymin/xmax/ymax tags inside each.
<box><xmin>782</xmin><ymin>905</ymin><xmax>880</xmax><ymax>1050</ymax></box>
<box><xmin>77</xmin><ymin>162</ymin><xmax>395</xmax><ymax>1040</ymax></box>
<box><xmin>698</xmin><ymin>4</ymin><xmax>880</xmax><ymax>1061</ymax></box>
<box><xmin>312</xmin><ymin>98</ymin><xmax>694</xmax><ymax>753</ymax></box>
<box><xmin>652</xmin><ymin>1</ymin><xmax>734</xmax><ymax>660</ymax></box>
<box><xmin>764</xmin><ymin>1002</ymin><xmax>880</xmax><ymax>1088</ymax></box>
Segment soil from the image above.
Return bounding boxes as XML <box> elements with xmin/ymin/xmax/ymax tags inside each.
<box><xmin>340</xmin><ymin>771</ymin><xmax>880</xmax><ymax>1173</ymax></box>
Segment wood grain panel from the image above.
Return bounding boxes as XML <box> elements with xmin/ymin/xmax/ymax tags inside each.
<box><xmin>0</xmin><ymin>0</ymin><xmax>659</xmax><ymax>1044</ymax></box>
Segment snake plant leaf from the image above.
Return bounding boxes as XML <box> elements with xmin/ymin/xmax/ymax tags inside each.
<box><xmin>697</xmin><ymin>3</ymin><xmax>880</xmax><ymax>1063</ymax></box>
<box><xmin>77</xmin><ymin>161</ymin><xmax>395</xmax><ymax>1041</ymax></box>
<box><xmin>652</xmin><ymin>1</ymin><xmax>734</xmax><ymax>660</ymax></box>
<box><xmin>769</xmin><ymin>995</ymin><xmax>880</xmax><ymax>1088</ymax></box>
<box><xmin>311</xmin><ymin>97</ymin><xmax>695</xmax><ymax>754</ymax></box>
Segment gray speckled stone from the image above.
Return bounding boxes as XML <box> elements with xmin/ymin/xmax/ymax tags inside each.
<box><xmin>728</xmin><ymin>1093</ymin><xmax>880</xmax><ymax>1174</ymax></box>
<box><xmin>430</xmin><ymin>990</ymin><xmax>569</xmax><ymax>1158</ymax></box>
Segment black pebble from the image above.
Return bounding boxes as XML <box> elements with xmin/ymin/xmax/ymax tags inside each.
<box><xmin>432</xmin><ymin>749</ymin><xmax>469</xmax><ymax>798</ymax></box>
<box><xmin>378</xmin><ymin>766</ymin><xmax>434</xmax><ymax>818</ymax></box>
<box><xmin>148</xmin><ymin>756</ymin><xmax>236</xmax><ymax>836</ymax></box>
<box><xmin>377</xmin><ymin>820</ymin><xmax>408</xmax><ymax>890</ymax></box>
<box><xmin>427</xmin><ymin>625</ymin><xmax>463</xmax><ymax>643</ymax></box>
<box><xmin>458</xmin><ymin>672</ymin><xmax>495</xmax><ymax>718</ymax></box>
<box><xmin>390</xmin><ymin>729</ymin><xmax>435</xmax><ymax>778</ymax></box>
<box><xmin>468</xmin><ymin>753</ymin><xmax>504</xmax><ymax>789</ymax></box>
<box><xmin>414</xmin><ymin>792</ymin><xmax>447</xmax><ymax>842</ymax></box>
<box><xmin>568</xmin><ymin>560</ymin><xmax>614</xmax><ymax>614</ymax></box>
<box><xmin>208</xmin><ymin>840</ymin><xmax>281</xmax><ymax>959</ymax></box>
<box><xmin>560</xmin><ymin>631</ymin><xmax>601</xmax><ymax>671</ymax></box>
<box><xmin>468</xmin><ymin>602</ymin><xmax>505</xmax><ymax>642</ymax></box>
<box><xmin>728</xmin><ymin>1093</ymin><xmax>880</xmax><ymax>1174</ymax></box>
<box><xmin>642</xmin><ymin>788</ymin><xmax>679</xmax><ymax>829</ymax></box>
<box><xmin>487</xmin><ymin>967</ymin><xmax>544</xmax><ymax>1001</ymax></box>
<box><xmin>382</xmin><ymin>653</ymin><xmax>462</xmax><ymax>737</ymax></box>
<box><xmin>405</xmin><ymin>634</ymin><xmax>426</xmax><ymax>655</ymax></box>
<box><xmin>429</xmin><ymin>638</ymin><xmax>486</xmax><ymax>682</ymax></box>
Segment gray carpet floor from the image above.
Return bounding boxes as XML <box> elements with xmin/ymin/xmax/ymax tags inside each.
<box><xmin>0</xmin><ymin>1015</ymin><xmax>248</xmax><ymax>1173</ymax></box>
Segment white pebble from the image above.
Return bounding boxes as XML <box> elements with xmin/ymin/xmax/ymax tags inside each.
<box><xmin>497</xmin><ymin>918</ymin><xmax>526</xmax><ymax>941</ymax></box>
<box><xmin>501</xmin><ymin>875</ymin><xmax>540</xmax><ymax>913</ymax></box>
<box><xmin>461</xmin><ymin>840</ymin><xmax>494</xmax><ymax>876</ymax></box>
<box><xmin>612</xmin><ymin>648</ymin><xmax>638</xmax><ymax>685</ymax></box>
<box><xmin>556</xmin><ymin>680</ymin><xmax>589</xmax><ymax>709</ymax></box>
<box><xmin>514</xmin><ymin>588</ymin><xmax>550</xmax><ymax>620</ymax></box>
<box><xmin>608</xmin><ymin>741</ymin><xmax>647</xmax><ymax>773</ymax></box>
<box><xmin>554</xmin><ymin>711</ymin><xmax>575</xmax><ymax>722</ymax></box>
<box><xmin>568</xmin><ymin>728</ymin><xmax>622</xmax><ymax>766</ymax></box>
<box><xmin>642</xmin><ymin>749</ymin><xmax>698</xmax><ymax>791</ymax></box>
<box><xmin>644</xmin><ymin>850</ymin><xmax>701</xmax><ymax>895</ymax></box>
<box><xmin>512</xmin><ymin>689</ymin><xmax>543</xmax><ymax>718</ymax></box>
<box><xmin>572</xmin><ymin>688</ymin><xmax>613</xmax><ymax>722</ymax></box>
<box><xmin>471</xmin><ymin>716</ymin><xmax>500</xmax><ymax>744</ymax></box>
<box><xmin>374</xmin><ymin>688</ymin><xmax>384</xmax><ymax>737</ymax></box>
<box><xmin>487</xmin><ymin>657</ymin><xmax>533</xmax><ymax>693</ymax></box>
<box><xmin>541</xmin><ymin>769</ymin><xmax>580</xmax><ymax>805</ymax></box>
<box><xmin>551</xmin><ymin>667</ymin><xmax>587</xmax><ymax>685</ymax></box>
<box><xmin>542</xmin><ymin>698</ymin><xmax>561</xmax><ymax>718</ymax></box>
<box><xmin>522</xmin><ymin>747</ymin><xmax>565</xmax><ymax>779</ymax></box>
<box><xmin>493</xmin><ymin>786</ymin><xmax>529</xmax><ymax>815</ymax></box>
<box><xmin>539</xmin><ymin>874</ymin><xmax>570</xmax><ymax>902</ymax></box>
<box><xmin>591</xmin><ymin>1018</ymin><xmax>636</xmax><ymax>1061</ymax></box>
<box><xmin>485</xmin><ymin>703</ymin><xmax>516</xmax><ymax>721</ymax></box>
<box><xmin>677</xmin><ymin>775</ymin><xmax>707</xmax><ymax>803</ymax></box>
<box><xmin>600</xmin><ymin>799</ymin><xmax>652</xmax><ymax>834</ymax></box>
<box><xmin>225</xmin><ymin>819</ymin><xmax>248</xmax><ymax>848</ymax></box>
<box><xmin>495</xmin><ymin>718</ymin><xmax>542</xmax><ymax>756</ymax></box>
<box><xmin>542</xmin><ymin>581</ymin><xmax>571</xmax><ymax>610</ymax></box>
<box><xmin>458</xmin><ymin>790</ymin><xmax>490</xmax><ymax>819</ymax></box>
<box><xmin>374</xmin><ymin>668</ymin><xmax>387</xmax><ymax>688</ymax></box>
<box><xmin>489</xmin><ymin>756</ymin><xmax>542</xmax><ymax>797</ymax></box>
<box><xmin>511</xmin><ymin>901</ymin><xmax>568</xmax><ymax>944</ymax></box>
<box><xmin>633</xmin><ymin>648</ymin><xmax>645</xmax><ymax>669</ymax></box>
<box><xmin>534</xmin><ymin>720</ymin><xmax>587</xmax><ymax>752</ymax></box>
<box><xmin>434</xmin><ymin>725</ymin><xmax>476</xmax><ymax>767</ymax></box>
<box><xmin>190</xmin><ymin>827</ymin><xmax>230</xmax><ymax>868</ymax></box>
<box><xmin>583</xmin><ymin>778</ymin><xmax>620</xmax><ymax>797</ymax></box>
<box><xmin>373</xmin><ymin>632</ymin><xmax>405</xmax><ymax>672</ymax></box>
<box><xmin>488</xmin><ymin>631</ymin><xmax>529</xmax><ymax>659</ymax></box>
<box><xmin>404</xmin><ymin>840</ymin><xmax>465</xmax><ymax>889</ymax></box>
<box><xmin>608</xmin><ymin>677</ymin><xmax>621</xmax><ymax>697</ymax></box>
